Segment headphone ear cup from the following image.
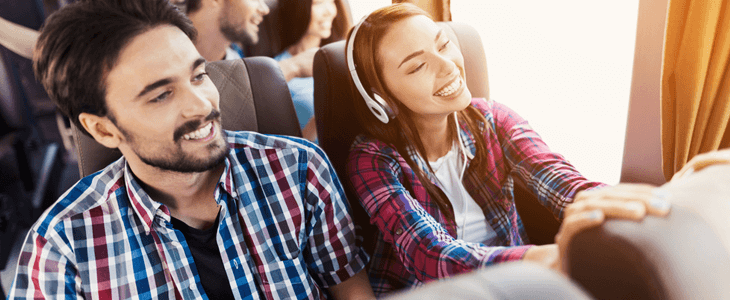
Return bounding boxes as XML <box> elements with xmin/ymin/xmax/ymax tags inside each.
<box><xmin>366</xmin><ymin>94</ymin><xmax>391</xmax><ymax>124</ymax></box>
<box><xmin>373</xmin><ymin>93</ymin><xmax>395</xmax><ymax>119</ymax></box>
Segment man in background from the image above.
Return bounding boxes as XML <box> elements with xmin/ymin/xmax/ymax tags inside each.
<box><xmin>184</xmin><ymin>0</ymin><xmax>318</xmax><ymax>81</ymax></box>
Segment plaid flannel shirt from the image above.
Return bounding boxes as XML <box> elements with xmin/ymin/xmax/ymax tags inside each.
<box><xmin>8</xmin><ymin>131</ymin><xmax>368</xmax><ymax>300</ymax></box>
<box><xmin>347</xmin><ymin>98</ymin><xmax>606</xmax><ymax>296</ymax></box>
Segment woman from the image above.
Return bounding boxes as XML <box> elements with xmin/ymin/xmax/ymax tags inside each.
<box><xmin>273</xmin><ymin>0</ymin><xmax>350</xmax><ymax>141</ymax></box>
<box><xmin>345</xmin><ymin>3</ymin><xmax>671</xmax><ymax>296</ymax></box>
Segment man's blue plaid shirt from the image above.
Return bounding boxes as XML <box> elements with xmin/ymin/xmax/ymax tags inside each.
<box><xmin>7</xmin><ymin>131</ymin><xmax>368</xmax><ymax>299</ymax></box>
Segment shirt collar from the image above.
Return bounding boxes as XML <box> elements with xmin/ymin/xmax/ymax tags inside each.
<box><xmin>124</xmin><ymin>161</ymin><xmax>164</xmax><ymax>235</ymax></box>
<box><xmin>123</xmin><ymin>156</ymin><xmax>237</xmax><ymax>235</ymax></box>
<box><xmin>215</xmin><ymin>156</ymin><xmax>237</xmax><ymax>200</ymax></box>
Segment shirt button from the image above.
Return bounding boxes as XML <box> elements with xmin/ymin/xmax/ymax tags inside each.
<box><xmin>394</xmin><ymin>228</ymin><xmax>403</xmax><ymax>235</ymax></box>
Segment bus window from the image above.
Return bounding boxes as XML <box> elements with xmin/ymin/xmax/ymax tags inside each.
<box><xmin>349</xmin><ymin>0</ymin><xmax>392</xmax><ymax>22</ymax></box>
<box><xmin>452</xmin><ymin>0</ymin><xmax>640</xmax><ymax>184</ymax></box>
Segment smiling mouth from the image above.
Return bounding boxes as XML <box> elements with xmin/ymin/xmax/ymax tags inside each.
<box><xmin>434</xmin><ymin>76</ymin><xmax>463</xmax><ymax>97</ymax></box>
<box><xmin>183</xmin><ymin>122</ymin><xmax>214</xmax><ymax>140</ymax></box>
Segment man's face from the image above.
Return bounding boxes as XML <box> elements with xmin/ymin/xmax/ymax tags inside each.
<box><xmin>219</xmin><ymin>0</ymin><xmax>270</xmax><ymax>45</ymax></box>
<box><xmin>104</xmin><ymin>25</ymin><xmax>229</xmax><ymax>173</ymax></box>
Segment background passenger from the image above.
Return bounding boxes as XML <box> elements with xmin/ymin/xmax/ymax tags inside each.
<box><xmin>273</xmin><ymin>0</ymin><xmax>349</xmax><ymax>142</ymax></box>
<box><xmin>184</xmin><ymin>0</ymin><xmax>317</xmax><ymax>82</ymax></box>
<box><xmin>344</xmin><ymin>3</ymin><xmax>671</xmax><ymax>296</ymax></box>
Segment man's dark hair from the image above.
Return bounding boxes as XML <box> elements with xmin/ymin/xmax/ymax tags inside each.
<box><xmin>34</xmin><ymin>0</ymin><xmax>197</xmax><ymax>137</ymax></box>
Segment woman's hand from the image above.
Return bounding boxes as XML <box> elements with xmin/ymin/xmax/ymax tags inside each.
<box><xmin>672</xmin><ymin>148</ymin><xmax>730</xmax><ymax>181</ymax></box>
<box><xmin>551</xmin><ymin>184</ymin><xmax>672</xmax><ymax>274</ymax></box>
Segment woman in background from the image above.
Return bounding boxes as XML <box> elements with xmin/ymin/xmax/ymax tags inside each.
<box><xmin>273</xmin><ymin>0</ymin><xmax>350</xmax><ymax>142</ymax></box>
<box><xmin>345</xmin><ymin>3</ymin><xmax>671</xmax><ymax>297</ymax></box>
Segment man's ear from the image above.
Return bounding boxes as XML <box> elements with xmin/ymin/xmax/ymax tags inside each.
<box><xmin>78</xmin><ymin>113</ymin><xmax>122</xmax><ymax>149</ymax></box>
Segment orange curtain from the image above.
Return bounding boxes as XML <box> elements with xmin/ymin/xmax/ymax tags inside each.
<box><xmin>661</xmin><ymin>0</ymin><xmax>730</xmax><ymax>180</ymax></box>
<box><xmin>393</xmin><ymin>0</ymin><xmax>451</xmax><ymax>22</ymax></box>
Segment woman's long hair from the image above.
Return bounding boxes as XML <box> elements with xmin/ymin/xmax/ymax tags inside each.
<box><xmin>346</xmin><ymin>3</ymin><xmax>490</xmax><ymax>222</ymax></box>
<box><xmin>274</xmin><ymin>0</ymin><xmax>351</xmax><ymax>54</ymax></box>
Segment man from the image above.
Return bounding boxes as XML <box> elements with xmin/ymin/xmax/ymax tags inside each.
<box><xmin>7</xmin><ymin>0</ymin><xmax>372</xmax><ymax>299</ymax></box>
<box><xmin>184</xmin><ymin>0</ymin><xmax>317</xmax><ymax>81</ymax></box>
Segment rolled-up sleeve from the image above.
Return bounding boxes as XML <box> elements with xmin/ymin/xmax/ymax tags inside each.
<box><xmin>304</xmin><ymin>146</ymin><xmax>369</xmax><ymax>287</ymax></box>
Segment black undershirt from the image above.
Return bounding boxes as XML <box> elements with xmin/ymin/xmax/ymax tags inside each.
<box><xmin>171</xmin><ymin>214</ymin><xmax>235</xmax><ymax>300</ymax></box>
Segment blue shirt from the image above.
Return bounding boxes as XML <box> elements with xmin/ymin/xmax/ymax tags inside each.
<box><xmin>8</xmin><ymin>130</ymin><xmax>368</xmax><ymax>299</ymax></box>
<box><xmin>274</xmin><ymin>51</ymin><xmax>315</xmax><ymax>132</ymax></box>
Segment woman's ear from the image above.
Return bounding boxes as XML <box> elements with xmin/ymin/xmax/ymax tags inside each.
<box><xmin>78</xmin><ymin>113</ymin><xmax>122</xmax><ymax>149</ymax></box>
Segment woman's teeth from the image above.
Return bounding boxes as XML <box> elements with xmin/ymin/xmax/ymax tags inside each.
<box><xmin>434</xmin><ymin>77</ymin><xmax>463</xmax><ymax>97</ymax></box>
<box><xmin>183</xmin><ymin>122</ymin><xmax>213</xmax><ymax>140</ymax></box>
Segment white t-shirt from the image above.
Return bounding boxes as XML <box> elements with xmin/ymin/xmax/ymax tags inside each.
<box><xmin>429</xmin><ymin>144</ymin><xmax>497</xmax><ymax>245</ymax></box>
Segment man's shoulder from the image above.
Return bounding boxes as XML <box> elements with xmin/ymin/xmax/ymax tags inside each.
<box><xmin>226</xmin><ymin>130</ymin><xmax>318</xmax><ymax>152</ymax></box>
<box><xmin>32</xmin><ymin>158</ymin><xmax>127</xmax><ymax>237</ymax></box>
<box><xmin>225</xmin><ymin>130</ymin><xmax>330</xmax><ymax>163</ymax></box>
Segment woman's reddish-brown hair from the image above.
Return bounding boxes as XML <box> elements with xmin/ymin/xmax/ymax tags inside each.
<box><xmin>346</xmin><ymin>3</ymin><xmax>490</xmax><ymax>222</ymax></box>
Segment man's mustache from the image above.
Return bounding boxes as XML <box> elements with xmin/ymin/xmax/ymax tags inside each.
<box><xmin>173</xmin><ymin>109</ymin><xmax>221</xmax><ymax>142</ymax></box>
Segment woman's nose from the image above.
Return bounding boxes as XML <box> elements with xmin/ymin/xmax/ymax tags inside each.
<box><xmin>435</xmin><ymin>54</ymin><xmax>456</xmax><ymax>77</ymax></box>
<box><xmin>326</xmin><ymin>3</ymin><xmax>337</xmax><ymax>17</ymax></box>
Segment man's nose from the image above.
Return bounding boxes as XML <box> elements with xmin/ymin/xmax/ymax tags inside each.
<box><xmin>181</xmin><ymin>88</ymin><xmax>213</xmax><ymax>119</ymax></box>
<box><xmin>258</xmin><ymin>0</ymin><xmax>270</xmax><ymax>15</ymax></box>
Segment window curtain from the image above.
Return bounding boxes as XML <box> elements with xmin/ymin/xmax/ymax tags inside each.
<box><xmin>661</xmin><ymin>0</ymin><xmax>730</xmax><ymax>180</ymax></box>
<box><xmin>393</xmin><ymin>0</ymin><xmax>451</xmax><ymax>22</ymax></box>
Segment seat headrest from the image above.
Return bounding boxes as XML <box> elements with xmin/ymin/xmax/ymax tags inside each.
<box><xmin>568</xmin><ymin>171</ymin><xmax>730</xmax><ymax>300</ymax></box>
<box><xmin>73</xmin><ymin>57</ymin><xmax>300</xmax><ymax>177</ymax></box>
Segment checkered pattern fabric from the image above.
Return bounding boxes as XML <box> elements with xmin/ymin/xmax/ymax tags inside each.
<box><xmin>347</xmin><ymin>98</ymin><xmax>606</xmax><ymax>296</ymax></box>
<box><xmin>7</xmin><ymin>131</ymin><xmax>368</xmax><ymax>299</ymax></box>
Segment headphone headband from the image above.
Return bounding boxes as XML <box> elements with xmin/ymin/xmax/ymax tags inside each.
<box><xmin>346</xmin><ymin>15</ymin><xmax>393</xmax><ymax>124</ymax></box>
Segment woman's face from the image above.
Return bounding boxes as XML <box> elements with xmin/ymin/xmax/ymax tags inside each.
<box><xmin>377</xmin><ymin>15</ymin><xmax>471</xmax><ymax>120</ymax></box>
<box><xmin>307</xmin><ymin>0</ymin><xmax>338</xmax><ymax>40</ymax></box>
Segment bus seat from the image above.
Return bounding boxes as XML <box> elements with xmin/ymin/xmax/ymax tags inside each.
<box><xmin>313</xmin><ymin>21</ymin><xmax>560</xmax><ymax>255</ymax></box>
<box><xmin>387</xmin><ymin>262</ymin><xmax>592</xmax><ymax>300</ymax></box>
<box><xmin>72</xmin><ymin>57</ymin><xmax>301</xmax><ymax>177</ymax></box>
<box><xmin>567</xmin><ymin>164</ymin><xmax>730</xmax><ymax>299</ymax></box>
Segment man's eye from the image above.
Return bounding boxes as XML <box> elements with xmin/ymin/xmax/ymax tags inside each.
<box><xmin>151</xmin><ymin>91</ymin><xmax>171</xmax><ymax>103</ymax></box>
<box><xmin>193</xmin><ymin>72</ymin><xmax>209</xmax><ymax>82</ymax></box>
<box><xmin>439</xmin><ymin>40</ymin><xmax>450</xmax><ymax>51</ymax></box>
<box><xmin>409</xmin><ymin>63</ymin><xmax>426</xmax><ymax>74</ymax></box>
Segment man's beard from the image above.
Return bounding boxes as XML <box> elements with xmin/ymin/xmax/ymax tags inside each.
<box><xmin>121</xmin><ymin>110</ymin><xmax>230</xmax><ymax>173</ymax></box>
<box><xmin>219</xmin><ymin>13</ymin><xmax>257</xmax><ymax>46</ymax></box>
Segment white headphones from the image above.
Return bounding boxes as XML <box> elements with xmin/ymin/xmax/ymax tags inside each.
<box><xmin>346</xmin><ymin>16</ymin><xmax>394</xmax><ymax>124</ymax></box>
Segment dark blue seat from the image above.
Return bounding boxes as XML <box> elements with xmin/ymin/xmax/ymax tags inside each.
<box><xmin>0</xmin><ymin>2</ymin><xmax>68</xmax><ymax>296</ymax></box>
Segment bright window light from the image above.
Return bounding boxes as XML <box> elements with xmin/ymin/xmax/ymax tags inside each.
<box><xmin>349</xmin><ymin>0</ymin><xmax>391</xmax><ymax>22</ymax></box>
<box><xmin>452</xmin><ymin>1</ymin><xmax>639</xmax><ymax>184</ymax></box>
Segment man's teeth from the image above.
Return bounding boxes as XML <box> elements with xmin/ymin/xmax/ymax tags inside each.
<box><xmin>183</xmin><ymin>122</ymin><xmax>213</xmax><ymax>140</ymax></box>
<box><xmin>434</xmin><ymin>77</ymin><xmax>462</xmax><ymax>97</ymax></box>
